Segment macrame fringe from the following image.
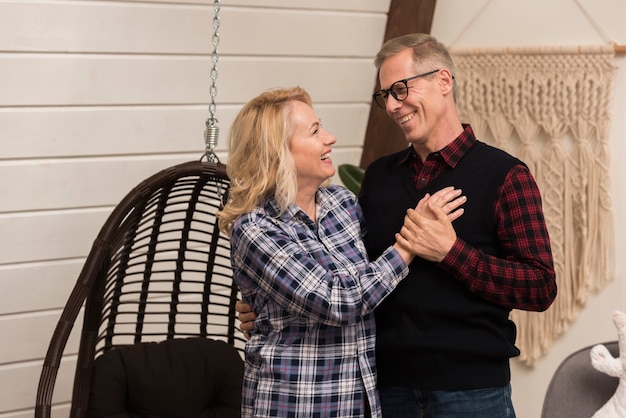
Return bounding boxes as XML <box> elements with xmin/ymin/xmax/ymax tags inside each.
<box><xmin>451</xmin><ymin>48</ymin><xmax>617</xmax><ymax>366</ymax></box>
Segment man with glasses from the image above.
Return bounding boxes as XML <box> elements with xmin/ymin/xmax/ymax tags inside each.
<box><xmin>362</xmin><ymin>33</ymin><xmax>556</xmax><ymax>417</ymax></box>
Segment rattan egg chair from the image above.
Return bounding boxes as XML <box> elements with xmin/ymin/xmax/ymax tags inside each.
<box><xmin>35</xmin><ymin>160</ymin><xmax>245</xmax><ymax>418</ymax></box>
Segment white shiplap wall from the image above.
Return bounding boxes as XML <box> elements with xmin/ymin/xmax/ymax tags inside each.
<box><xmin>0</xmin><ymin>0</ymin><xmax>389</xmax><ymax>415</ymax></box>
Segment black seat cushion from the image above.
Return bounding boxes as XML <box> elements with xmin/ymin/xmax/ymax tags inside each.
<box><xmin>88</xmin><ymin>338</ymin><xmax>243</xmax><ymax>418</ymax></box>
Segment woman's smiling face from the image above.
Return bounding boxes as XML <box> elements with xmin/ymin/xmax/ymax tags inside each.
<box><xmin>288</xmin><ymin>100</ymin><xmax>337</xmax><ymax>191</ymax></box>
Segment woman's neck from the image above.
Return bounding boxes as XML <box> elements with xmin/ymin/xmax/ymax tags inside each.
<box><xmin>295</xmin><ymin>188</ymin><xmax>318</xmax><ymax>222</ymax></box>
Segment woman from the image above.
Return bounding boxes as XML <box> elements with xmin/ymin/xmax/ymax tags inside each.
<box><xmin>218</xmin><ymin>86</ymin><xmax>464</xmax><ymax>417</ymax></box>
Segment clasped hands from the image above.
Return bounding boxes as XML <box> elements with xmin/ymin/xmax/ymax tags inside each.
<box><xmin>395</xmin><ymin>186</ymin><xmax>466</xmax><ymax>263</ymax></box>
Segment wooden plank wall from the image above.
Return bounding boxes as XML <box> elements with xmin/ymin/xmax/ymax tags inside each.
<box><xmin>0</xmin><ymin>0</ymin><xmax>389</xmax><ymax>415</ymax></box>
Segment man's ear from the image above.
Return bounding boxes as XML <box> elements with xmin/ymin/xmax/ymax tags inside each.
<box><xmin>438</xmin><ymin>68</ymin><xmax>455</xmax><ymax>95</ymax></box>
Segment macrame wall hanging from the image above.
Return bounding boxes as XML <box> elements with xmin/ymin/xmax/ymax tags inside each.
<box><xmin>449</xmin><ymin>45</ymin><xmax>617</xmax><ymax>366</ymax></box>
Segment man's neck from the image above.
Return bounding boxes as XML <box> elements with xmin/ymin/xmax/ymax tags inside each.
<box><xmin>412</xmin><ymin>122</ymin><xmax>464</xmax><ymax>162</ymax></box>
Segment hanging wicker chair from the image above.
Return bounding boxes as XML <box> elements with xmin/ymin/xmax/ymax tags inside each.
<box><xmin>35</xmin><ymin>160</ymin><xmax>245</xmax><ymax>418</ymax></box>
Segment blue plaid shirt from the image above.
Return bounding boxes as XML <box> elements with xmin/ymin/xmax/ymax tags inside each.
<box><xmin>230</xmin><ymin>184</ymin><xmax>408</xmax><ymax>417</ymax></box>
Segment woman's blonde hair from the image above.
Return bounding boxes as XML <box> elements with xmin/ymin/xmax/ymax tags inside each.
<box><xmin>218</xmin><ymin>86</ymin><xmax>312</xmax><ymax>234</ymax></box>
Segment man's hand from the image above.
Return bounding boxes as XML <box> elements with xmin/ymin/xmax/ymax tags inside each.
<box><xmin>236</xmin><ymin>300</ymin><xmax>256</xmax><ymax>339</ymax></box>
<box><xmin>395</xmin><ymin>187</ymin><xmax>465</xmax><ymax>262</ymax></box>
<box><xmin>416</xmin><ymin>186</ymin><xmax>465</xmax><ymax>221</ymax></box>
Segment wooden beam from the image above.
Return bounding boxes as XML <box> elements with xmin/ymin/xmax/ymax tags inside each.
<box><xmin>360</xmin><ymin>0</ymin><xmax>437</xmax><ymax>169</ymax></box>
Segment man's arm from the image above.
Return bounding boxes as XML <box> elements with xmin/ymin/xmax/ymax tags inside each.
<box><xmin>439</xmin><ymin>165</ymin><xmax>557</xmax><ymax>311</ymax></box>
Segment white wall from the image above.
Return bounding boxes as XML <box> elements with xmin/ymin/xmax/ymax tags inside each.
<box><xmin>431</xmin><ymin>1</ymin><xmax>626</xmax><ymax>417</ymax></box>
<box><xmin>1</xmin><ymin>0</ymin><xmax>624</xmax><ymax>417</ymax></box>
<box><xmin>0</xmin><ymin>1</ymin><xmax>387</xmax><ymax>416</ymax></box>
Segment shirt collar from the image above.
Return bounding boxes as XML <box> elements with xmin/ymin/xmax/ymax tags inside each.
<box><xmin>263</xmin><ymin>187</ymin><xmax>332</xmax><ymax>222</ymax></box>
<box><xmin>399</xmin><ymin>123</ymin><xmax>477</xmax><ymax>167</ymax></box>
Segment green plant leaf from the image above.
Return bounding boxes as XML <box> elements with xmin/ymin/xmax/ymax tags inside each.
<box><xmin>338</xmin><ymin>164</ymin><xmax>364</xmax><ymax>195</ymax></box>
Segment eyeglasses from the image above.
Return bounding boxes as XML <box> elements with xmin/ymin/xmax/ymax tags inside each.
<box><xmin>372</xmin><ymin>69</ymin><xmax>440</xmax><ymax>109</ymax></box>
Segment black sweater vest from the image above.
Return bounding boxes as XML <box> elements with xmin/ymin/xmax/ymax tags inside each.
<box><xmin>360</xmin><ymin>141</ymin><xmax>522</xmax><ymax>390</ymax></box>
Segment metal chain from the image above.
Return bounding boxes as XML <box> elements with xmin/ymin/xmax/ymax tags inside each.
<box><xmin>204</xmin><ymin>0</ymin><xmax>221</xmax><ymax>162</ymax></box>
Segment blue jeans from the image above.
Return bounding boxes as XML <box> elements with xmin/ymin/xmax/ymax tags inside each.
<box><xmin>379</xmin><ymin>384</ymin><xmax>516</xmax><ymax>418</ymax></box>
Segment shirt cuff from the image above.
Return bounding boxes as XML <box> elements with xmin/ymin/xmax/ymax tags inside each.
<box><xmin>439</xmin><ymin>237</ymin><xmax>476</xmax><ymax>279</ymax></box>
<box><xmin>383</xmin><ymin>245</ymin><xmax>411</xmax><ymax>277</ymax></box>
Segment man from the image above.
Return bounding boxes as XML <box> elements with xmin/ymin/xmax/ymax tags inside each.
<box><xmin>239</xmin><ymin>33</ymin><xmax>556</xmax><ymax>417</ymax></box>
<box><xmin>362</xmin><ymin>33</ymin><xmax>556</xmax><ymax>417</ymax></box>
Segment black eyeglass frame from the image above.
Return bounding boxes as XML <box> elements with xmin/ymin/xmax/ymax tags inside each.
<box><xmin>372</xmin><ymin>69</ymin><xmax>441</xmax><ymax>109</ymax></box>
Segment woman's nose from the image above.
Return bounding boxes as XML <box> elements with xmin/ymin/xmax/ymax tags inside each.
<box><xmin>324</xmin><ymin>129</ymin><xmax>337</xmax><ymax>145</ymax></box>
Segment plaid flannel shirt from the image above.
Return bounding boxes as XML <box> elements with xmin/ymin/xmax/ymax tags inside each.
<box><xmin>230</xmin><ymin>184</ymin><xmax>408</xmax><ymax>417</ymax></box>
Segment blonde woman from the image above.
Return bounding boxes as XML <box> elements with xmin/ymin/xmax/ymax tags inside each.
<box><xmin>218</xmin><ymin>86</ymin><xmax>465</xmax><ymax>417</ymax></box>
